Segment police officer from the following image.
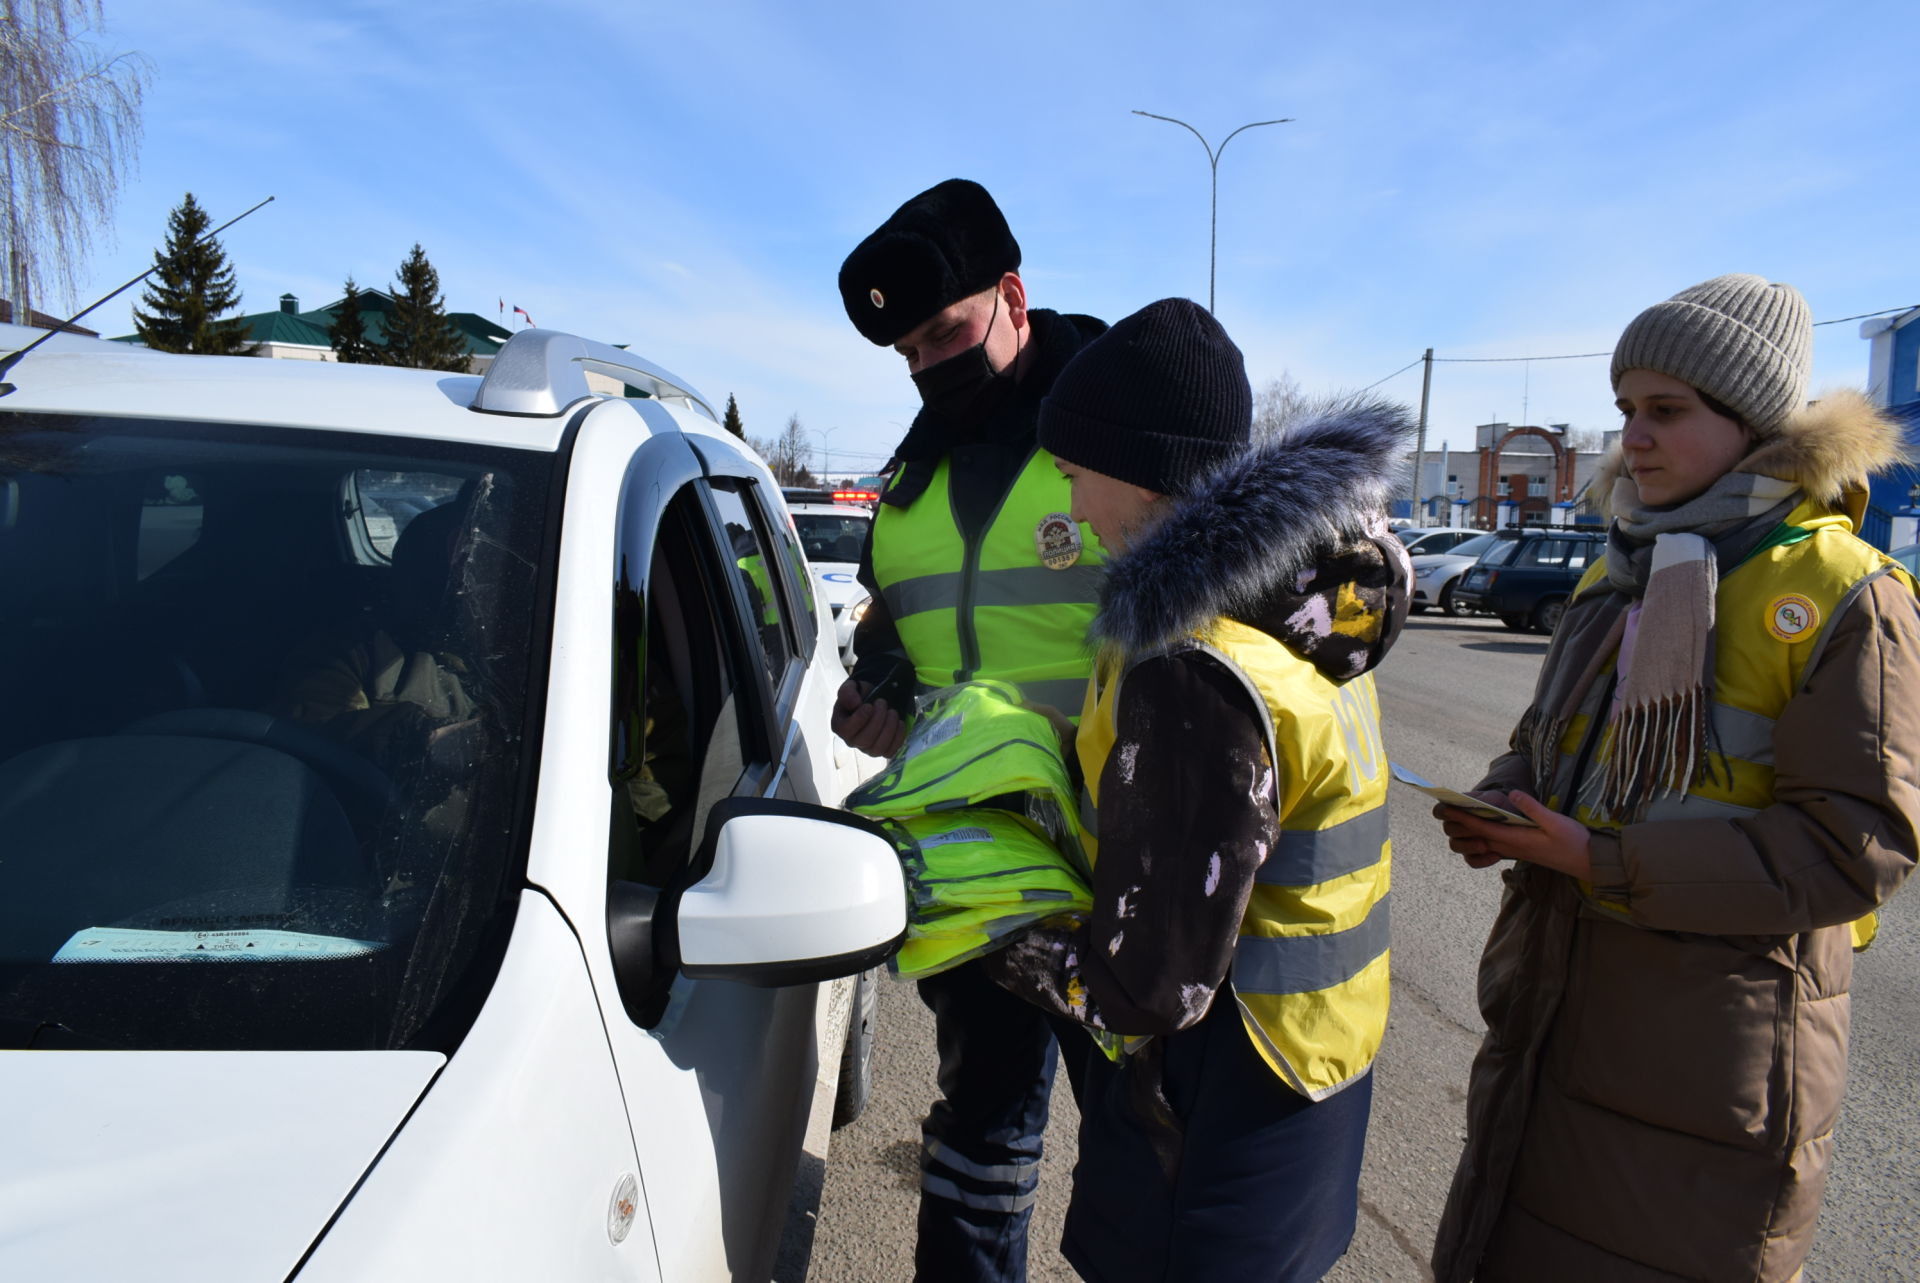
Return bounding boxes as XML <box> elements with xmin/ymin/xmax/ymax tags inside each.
<box><xmin>834</xmin><ymin>179</ymin><xmax>1107</xmax><ymax>1282</ymax></box>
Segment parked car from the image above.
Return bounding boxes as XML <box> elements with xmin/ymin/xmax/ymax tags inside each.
<box><xmin>1395</xmin><ymin>525</ymin><xmax>1482</xmax><ymax>557</ymax></box>
<box><xmin>790</xmin><ymin>501</ymin><xmax>874</xmax><ymax>667</ymax></box>
<box><xmin>1408</xmin><ymin>531</ymin><xmax>1500</xmax><ymax>615</ymax></box>
<box><xmin>1451</xmin><ymin>527</ymin><xmax>1607</xmax><ymax>633</ymax></box>
<box><xmin>0</xmin><ymin>323</ymin><xmax>904</xmax><ymax>1281</ymax></box>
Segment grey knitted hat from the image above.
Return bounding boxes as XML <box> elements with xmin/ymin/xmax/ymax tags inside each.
<box><xmin>1610</xmin><ymin>273</ymin><xmax>1811</xmax><ymax>436</ymax></box>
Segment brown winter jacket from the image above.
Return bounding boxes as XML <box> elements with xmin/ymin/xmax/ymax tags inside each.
<box><xmin>1432</xmin><ymin>391</ymin><xmax>1920</xmax><ymax>1283</ymax></box>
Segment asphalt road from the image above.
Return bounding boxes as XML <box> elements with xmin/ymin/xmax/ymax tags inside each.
<box><xmin>808</xmin><ymin>612</ymin><xmax>1920</xmax><ymax>1282</ymax></box>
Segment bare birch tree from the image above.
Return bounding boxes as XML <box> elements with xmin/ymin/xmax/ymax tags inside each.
<box><xmin>1252</xmin><ymin>372</ymin><xmax>1307</xmax><ymax>441</ymax></box>
<box><xmin>1</xmin><ymin>0</ymin><xmax>148</xmax><ymax>318</ymax></box>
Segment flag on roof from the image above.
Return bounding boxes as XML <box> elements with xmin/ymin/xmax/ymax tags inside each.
<box><xmin>498</xmin><ymin>298</ymin><xmax>504</xmax><ymax>315</ymax></box>
<box><xmin>513</xmin><ymin>305</ymin><xmax>534</xmax><ymax>327</ymax></box>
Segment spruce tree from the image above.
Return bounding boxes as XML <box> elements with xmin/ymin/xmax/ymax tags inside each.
<box><xmin>384</xmin><ymin>243</ymin><xmax>468</xmax><ymax>372</ymax></box>
<box><xmin>131</xmin><ymin>192</ymin><xmax>251</xmax><ymax>355</ymax></box>
<box><xmin>329</xmin><ymin>276</ymin><xmax>379</xmax><ymax>364</ymax></box>
<box><xmin>722</xmin><ymin>393</ymin><xmax>745</xmax><ymax>439</ymax></box>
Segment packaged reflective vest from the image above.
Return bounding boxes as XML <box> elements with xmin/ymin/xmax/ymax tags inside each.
<box><xmin>847</xmin><ymin>679</ymin><xmax>1088</xmax><ymax>874</ymax></box>
<box><xmin>848</xmin><ymin>680</ymin><xmax>1094</xmax><ymax>978</ymax></box>
<box><xmin>882</xmin><ymin>808</ymin><xmax>1092</xmax><ymax>978</ymax></box>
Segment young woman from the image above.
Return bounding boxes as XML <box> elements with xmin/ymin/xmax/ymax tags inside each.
<box><xmin>984</xmin><ymin>297</ymin><xmax>1415</xmax><ymax>1281</ymax></box>
<box><xmin>1430</xmin><ymin>274</ymin><xmax>1920</xmax><ymax>1283</ymax></box>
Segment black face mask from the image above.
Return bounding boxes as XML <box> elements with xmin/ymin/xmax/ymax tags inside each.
<box><xmin>909</xmin><ymin>296</ymin><xmax>1014</xmax><ymax>426</ymax></box>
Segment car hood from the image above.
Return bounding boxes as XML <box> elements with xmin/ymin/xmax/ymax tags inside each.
<box><xmin>1410</xmin><ymin>550</ymin><xmax>1481</xmax><ymax>569</ymax></box>
<box><xmin>0</xmin><ymin>1049</ymin><xmax>443</xmax><ymax>1281</ymax></box>
<box><xmin>810</xmin><ymin>562</ymin><xmax>865</xmax><ymax>607</ymax></box>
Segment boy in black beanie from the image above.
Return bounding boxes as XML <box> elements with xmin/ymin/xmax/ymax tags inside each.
<box><xmin>986</xmin><ymin>298</ymin><xmax>1415</xmax><ymax>1282</ymax></box>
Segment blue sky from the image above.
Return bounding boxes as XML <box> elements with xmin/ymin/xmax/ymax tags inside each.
<box><xmin>55</xmin><ymin>0</ymin><xmax>1920</xmax><ymax>473</ymax></box>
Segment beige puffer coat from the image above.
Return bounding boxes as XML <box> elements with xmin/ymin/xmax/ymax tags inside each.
<box><xmin>1432</xmin><ymin>391</ymin><xmax>1920</xmax><ymax>1283</ymax></box>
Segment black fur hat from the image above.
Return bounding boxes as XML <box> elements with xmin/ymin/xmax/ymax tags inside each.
<box><xmin>838</xmin><ymin>179</ymin><xmax>1022</xmax><ymax>346</ymax></box>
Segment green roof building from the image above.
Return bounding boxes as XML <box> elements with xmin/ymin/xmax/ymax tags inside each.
<box><xmin>114</xmin><ymin>291</ymin><xmax>517</xmax><ymax>372</ymax></box>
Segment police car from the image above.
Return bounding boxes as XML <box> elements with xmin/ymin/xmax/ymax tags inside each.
<box><xmin>788</xmin><ymin>500</ymin><xmax>874</xmax><ymax>667</ymax></box>
<box><xmin>0</xmin><ymin>323</ymin><xmax>904</xmax><ymax>1280</ymax></box>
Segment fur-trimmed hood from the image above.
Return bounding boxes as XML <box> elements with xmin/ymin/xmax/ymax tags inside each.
<box><xmin>1093</xmin><ymin>393</ymin><xmax>1416</xmax><ymax>679</ymax></box>
<box><xmin>1592</xmin><ymin>387</ymin><xmax>1910</xmax><ymax>521</ymax></box>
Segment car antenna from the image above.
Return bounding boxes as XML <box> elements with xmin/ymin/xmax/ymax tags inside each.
<box><xmin>0</xmin><ymin>195</ymin><xmax>276</xmax><ymax>396</ymax></box>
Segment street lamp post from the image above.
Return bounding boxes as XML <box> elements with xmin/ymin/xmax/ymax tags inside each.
<box><xmin>809</xmin><ymin>425</ymin><xmax>843</xmax><ymax>482</ymax></box>
<box><xmin>1132</xmin><ymin>110</ymin><xmax>1293</xmax><ymax>313</ymax></box>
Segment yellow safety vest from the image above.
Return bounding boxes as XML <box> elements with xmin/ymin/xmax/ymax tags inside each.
<box><xmin>1551</xmin><ymin>501</ymin><xmax>1916</xmax><ymax>950</ymax></box>
<box><xmin>870</xmin><ymin>448</ymin><xmax>1104</xmax><ymax>716</ymax></box>
<box><xmin>1076</xmin><ymin>620</ymin><xmax>1393</xmax><ymax>1100</ymax></box>
<box><xmin>884</xmin><ymin>808</ymin><xmax>1093</xmax><ymax>978</ymax></box>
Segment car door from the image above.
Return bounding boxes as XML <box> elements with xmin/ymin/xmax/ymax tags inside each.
<box><xmin>525</xmin><ymin>400</ymin><xmax>837</xmax><ymax>1282</ymax></box>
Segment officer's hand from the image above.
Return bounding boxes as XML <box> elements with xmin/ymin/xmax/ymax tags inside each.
<box><xmin>833</xmin><ymin>678</ymin><xmax>906</xmax><ymax>757</ymax></box>
<box><xmin>1022</xmin><ymin>701</ymin><xmax>1077</xmax><ymax>754</ymax></box>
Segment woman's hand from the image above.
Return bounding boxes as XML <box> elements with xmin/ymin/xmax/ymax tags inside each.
<box><xmin>1434</xmin><ymin>790</ymin><xmax>1593</xmax><ymax>879</ymax></box>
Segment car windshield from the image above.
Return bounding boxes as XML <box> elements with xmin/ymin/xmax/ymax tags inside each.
<box><xmin>793</xmin><ymin>511</ymin><xmax>870</xmax><ymax>564</ymax></box>
<box><xmin>1477</xmin><ymin>537</ymin><xmax>1522</xmax><ymax>567</ymax></box>
<box><xmin>1444</xmin><ymin>533</ymin><xmax>1496</xmax><ymax>560</ymax></box>
<box><xmin>0</xmin><ymin>413</ymin><xmax>554</xmax><ymax>1052</ymax></box>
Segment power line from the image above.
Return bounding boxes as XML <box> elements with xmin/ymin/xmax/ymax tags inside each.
<box><xmin>1433</xmin><ymin>351</ymin><xmax>1611</xmax><ymax>364</ymax></box>
<box><xmin>1359</xmin><ymin>356</ymin><xmax>1424</xmax><ymax>391</ymax></box>
<box><xmin>1814</xmin><ymin>305</ymin><xmax>1917</xmax><ymax>327</ymax></box>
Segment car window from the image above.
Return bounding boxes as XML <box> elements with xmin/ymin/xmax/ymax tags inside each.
<box><xmin>1515</xmin><ymin>538</ymin><xmax>1572</xmax><ymax>568</ymax></box>
<box><xmin>611</xmin><ymin>484</ymin><xmax>739</xmax><ymax>890</ymax></box>
<box><xmin>754</xmin><ymin>491</ymin><xmax>817</xmax><ymax>659</ymax></box>
<box><xmin>1479</xmin><ymin>538</ymin><xmax>1521</xmax><ymax>567</ymax></box>
<box><xmin>138</xmin><ymin>473</ymin><xmax>204</xmax><ymax>580</ymax></box>
<box><xmin>708</xmin><ymin>481</ymin><xmax>795</xmax><ymax>695</ymax></box>
<box><xmin>793</xmin><ymin>511</ymin><xmax>872</xmax><ymax>564</ymax></box>
<box><xmin>349</xmin><ymin>468</ymin><xmax>467</xmax><ymax>561</ymax></box>
<box><xmin>1447</xmin><ymin>533</ymin><xmax>1496</xmax><ymax>560</ymax></box>
<box><xmin>0</xmin><ymin>412</ymin><xmax>552</xmax><ymax>1053</ymax></box>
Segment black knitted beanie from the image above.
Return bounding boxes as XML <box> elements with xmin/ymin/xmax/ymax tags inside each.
<box><xmin>1038</xmin><ymin>297</ymin><xmax>1251</xmax><ymax>495</ymax></box>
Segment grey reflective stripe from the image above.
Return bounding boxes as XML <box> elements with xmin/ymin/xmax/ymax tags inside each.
<box><xmin>1642</xmin><ymin>793</ymin><xmax>1762</xmax><ymax>823</ymax></box>
<box><xmin>883</xmin><ymin>564</ymin><xmax>1104</xmax><ymax>621</ymax></box>
<box><xmin>973</xmin><ymin>564</ymin><xmax>1105</xmax><ymax>609</ymax></box>
<box><xmin>1019</xmin><ymin>677</ymin><xmax>1090</xmax><ymax>712</ymax></box>
<box><xmin>883</xmin><ymin>571</ymin><xmax>960</xmax><ymax>621</ymax></box>
<box><xmin>1709</xmin><ymin>701</ymin><xmax>1775</xmax><ymax>766</ymax></box>
<box><xmin>920</xmin><ymin>1174</ymin><xmax>1038</xmax><ymax>1214</ymax></box>
<box><xmin>1257</xmin><ymin>807</ymin><xmax>1389</xmax><ymax>886</ymax></box>
<box><xmin>1233</xmin><ymin>892</ymin><xmax>1390</xmax><ymax>996</ymax></box>
<box><xmin>924</xmin><ymin>1139</ymin><xmax>1038</xmax><ymax>1187</ymax></box>
<box><xmin>1079</xmin><ymin>784</ymin><xmax>1098</xmax><ymax>840</ymax></box>
<box><xmin>918</xmin><ymin>865</ymin><xmax>1075</xmax><ymax>886</ymax></box>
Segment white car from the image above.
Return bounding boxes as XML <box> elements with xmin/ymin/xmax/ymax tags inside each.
<box><xmin>1396</xmin><ymin>525</ymin><xmax>1482</xmax><ymax>557</ymax></box>
<box><xmin>789</xmin><ymin>502</ymin><xmax>874</xmax><ymax>667</ymax></box>
<box><xmin>1408</xmin><ymin>530</ymin><xmax>1501</xmax><ymax>615</ymax></box>
<box><xmin>0</xmin><ymin>323</ymin><xmax>904</xmax><ymax>1281</ymax></box>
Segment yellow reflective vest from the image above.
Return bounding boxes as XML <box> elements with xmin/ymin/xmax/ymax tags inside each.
<box><xmin>1076</xmin><ymin>619</ymin><xmax>1393</xmax><ymax>1100</ymax></box>
<box><xmin>1552</xmin><ymin>501</ymin><xmax>1917</xmax><ymax>950</ymax></box>
<box><xmin>870</xmin><ymin>448</ymin><xmax>1104</xmax><ymax>715</ymax></box>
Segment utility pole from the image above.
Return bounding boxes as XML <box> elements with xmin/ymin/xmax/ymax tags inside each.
<box><xmin>1132</xmin><ymin>111</ymin><xmax>1293</xmax><ymax>313</ymax></box>
<box><xmin>1411</xmin><ymin>348</ymin><xmax>1433</xmax><ymax>521</ymax></box>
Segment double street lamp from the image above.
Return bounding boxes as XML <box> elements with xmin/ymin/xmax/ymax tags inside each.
<box><xmin>1132</xmin><ymin>110</ymin><xmax>1293</xmax><ymax>313</ymax></box>
<box><xmin>809</xmin><ymin>425</ymin><xmax>843</xmax><ymax>480</ymax></box>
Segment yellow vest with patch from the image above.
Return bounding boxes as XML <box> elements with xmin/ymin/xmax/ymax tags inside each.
<box><xmin>1551</xmin><ymin>502</ymin><xmax>1916</xmax><ymax>949</ymax></box>
<box><xmin>871</xmin><ymin>448</ymin><xmax>1103</xmax><ymax>716</ymax></box>
<box><xmin>1076</xmin><ymin>619</ymin><xmax>1392</xmax><ymax>1099</ymax></box>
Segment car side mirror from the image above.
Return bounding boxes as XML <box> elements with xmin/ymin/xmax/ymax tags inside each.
<box><xmin>606</xmin><ymin>797</ymin><xmax>904</xmax><ymax>1024</ymax></box>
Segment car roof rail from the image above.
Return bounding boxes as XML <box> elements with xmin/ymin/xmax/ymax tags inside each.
<box><xmin>471</xmin><ymin>328</ymin><xmax>717</xmax><ymax>422</ymax></box>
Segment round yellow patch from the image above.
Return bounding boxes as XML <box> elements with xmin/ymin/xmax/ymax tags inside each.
<box><xmin>1766</xmin><ymin>593</ymin><xmax>1820</xmax><ymax>642</ymax></box>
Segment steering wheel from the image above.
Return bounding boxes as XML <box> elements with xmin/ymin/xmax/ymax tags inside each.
<box><xmin>118</xmin><ymin>708</ymin><xmax>395</xmax><ymax>827</ymax></box>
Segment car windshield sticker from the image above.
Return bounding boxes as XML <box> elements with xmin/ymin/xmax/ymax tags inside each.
<box><xmin>53</xmin><ymin>926</ymin><xmax>386</xmax><ymax>964</ymax></box>
<box><xmin>917</xmin><ymin>826</ymin><xmax>995</xmax><ymax>848</ymax></box>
